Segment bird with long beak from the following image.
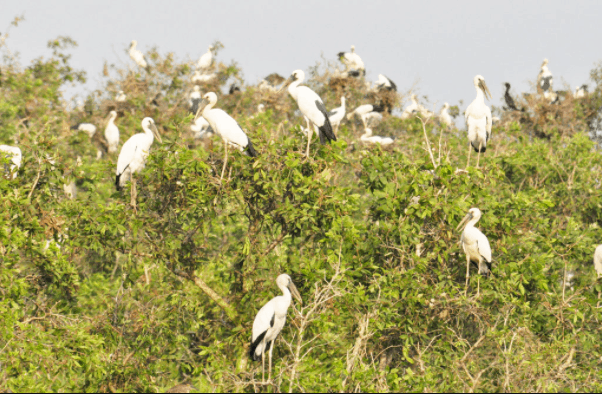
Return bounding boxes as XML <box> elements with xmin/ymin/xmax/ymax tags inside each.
<box><xmin>464</xmin><ymin>75</ymin><xmax>492</xmax><ymax>169</ymax></box>
<box><xmin>280</xmin><ymin>70</ymin><xmax>336</xmax><ymax>157</ymax></box>
<box><xmin>194</xmin><ymin>92</ymin><xmax>257</xmax><ymax>181</ymax></box>
<box><xmin>250</xmin><ymin>274</ymin><xmax>302</xmax><ymax>383</ymax></box>
<box><xmin>456</xmin><ymin>208</ymin><xmax>492</xmax><ymax>295</ymax></box>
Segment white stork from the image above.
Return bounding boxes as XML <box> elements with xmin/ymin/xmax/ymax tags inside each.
<box><xmin>105</xmin><ymin>111</ymin><xmax>120</xmax><ymax>154</ymax></box>
<box><xmin>337</xmin><ymin>45</ymin><xmax>365</xmax><ymax>75</ymax></box>
<box><xmin>282</xmin><ymin>70</ymin><xmax>337</xmax><ymax>157</ymax></box>
<box><xmin>328</xmin><ymin>97</ymin><xmax>346</xmax><ymax>133</ymax></box>
<box><xmin>457</xmin><ymin>207</ymin><xmax>492</xmax><ymax>293</ymax></box>
<box><xmin>375</xmin><ymin>74</ymin><xmax>397</xmax><ymax>91</ymax></box>
<box><xmin>575</xmin><ymin>84</ymin><xmax>588</xmax><ymax>98</ymax></box>
<box><xmin>191</xmin><ymin>70</ymin><xmax>217</xmax><ymax>84</ymax></box>
<box><xmin>115</xmin><ymin>117</ymin><xmax>162</xmax><ymax>191</ymax></box>
<box><xmin>594</xmin><ymin>245</ymin><xmax>602</xmax><ymax>278</ymax></box>
<box><xmin>0</xmin><ymin>145</ymin><xmax>22</xmax><ymax>179</ymax></box>
<box><xmin>250</xmin><ymin>274</ymin><xmax>302</xmax><ymax>383</ymax></box>
<box><xmin>194</xmin><ymin>92</ymin><xmax>257</xmax><ymax>181</ymax></box>
<box><xmin>196</xmin><ymin>45</ymin><xmax>214</xmax><ymax>71</ymax></box>
<box><xmin>128</xmin><ymin>40</ymin><xmax>148</xmax><ymax>69</ymax></box>
<box><xmin>438</xmin><ymin>103</ymin><xmax>452</xmax><ymax>128</ymax></box>
<box><xmin>71</xmin><ymin>123</ymin><xmax>97</xmax><ymax>138</ymax></box>
<box><xmin>115</xmin><ymin>91</ymin><xmax>126</xmax><ymax>102</ymax></box>
<box><xmin>347</xmin><ymin>103</ymin><xmax>385</xmax><ymax>128</ymax></box>
<box><xmin>360</xmin><ymin>128</ymin><xmax>394</xmax><ymax>145</ymax></box>
<box><xmin>465</xmin><ymin>75</ymin><xmax>492</xmax><ymax>168</ymax></box>
<box><xmin>537</xmin><ymin>58</ymin><xmax>553</xmax><ymax>94</ymax></box>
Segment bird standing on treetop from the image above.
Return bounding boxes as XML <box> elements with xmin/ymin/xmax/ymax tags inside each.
<box><xmin>457</xmin><ymin>208</ymin><xmax>492</xmax><ymax>294</ymax></box>
<box><xmin>465</xmin><ymin>75</ymin><xmax>492</xmax><ymax>168</ymax></box>
<box><xmin>128</xmin><ymin>40</ymin><xmax>148</xmax><ymax>69</ymax></box>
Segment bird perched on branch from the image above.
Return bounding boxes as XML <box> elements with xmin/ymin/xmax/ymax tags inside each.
<box><xmin>105</xmin><ymin>111</ymin><xmax>120</xmax><ymax>154</ymax></box>
<box><xmin>537</xmin><ymin>58</ymin><xmax>553</xmax><ymax>94</ymax></box>
<box><xmin>128</xmin><ymin>40</ymin><xmax>148</xmax><ymax>70</ymax></box>
<box><xmin>457</xmin><ymin>208</ymin><xmax>492</xmax><ymax>293</ymax></box>
<box><xmin>70</xmin><ymin>122</ymin><xmax>97</xmax><ymax>138</ymax></box>
<box><xmin>115</xmin><ymin>117</ymin><xmax>162</xmax><ymax>191</ymax></box>
<box><xmin>196</xmin><ymin>45</ymin><xmax>214</xmax><ymax>71</ymax></box>
<box><xmin>375</xmin><ymin>74</ymin><xmax>397</xmax><ymax>91</ymax></box>
<box><xmin>250</xmin><ymin>274</ymin><xmax>302</xmax><ymax>383</ymax></box>
<box><xmin>328</xmin><ymin>97</ymin><xmax>346</xmax><ymax>134</ymax></box>
<box><xmin>465</xmin><ymin>75</ymin><xmax>492</xmax><ymax>168</ymax></box>
<box><xmin>194</xmin><ymin>92</ymin><xmax>257</xmax><ymax>181</ymax></box>
<box><xmin>282</xmin><ymin>69</ymin><xmax>337</xmax><ymax>157</ymax></box>
<box><xmin>575</xmin><ymin>84</ymin><xmax>588</xmax><ymax>98</ymax></box>
<box><xmin>438</xmin><ymin>103</ymin><xmax>453</xmax><ymax>128</ymax></box>
<box><xmin>503</xmin><ymin>83</ymin><xmax>522</xmax><ymax>112</ymax></box>
<box><xmin>348</xmin><ymin>103</ymin><xmax>385</xmax><ymax>128</ymax></box>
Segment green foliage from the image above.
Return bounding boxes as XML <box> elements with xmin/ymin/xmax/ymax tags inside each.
<box><xmin>1</xmin><ymin>25</ymin><xmax>602</xmax><ymax>393</ymax></box>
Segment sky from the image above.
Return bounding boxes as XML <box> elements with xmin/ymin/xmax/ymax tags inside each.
<box><xmin>1</xmin><ymin>0</ymin><xmax>601</xmax><ymax>111</ymax></box>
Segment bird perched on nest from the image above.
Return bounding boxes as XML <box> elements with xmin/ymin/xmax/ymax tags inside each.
<box><xmin>375</xmin><ymin>74</ymin><xmax>397</xmax><ymax>91</ymax></box>
<box><xmin>337</xmin><ymin>45</ymin><xmax>365</xmax><ymax>75</ymax></box>
<box><xmin>196</xmin><ymin>45</ymin><xmax>214</xmax><ymax>71</ymax></box>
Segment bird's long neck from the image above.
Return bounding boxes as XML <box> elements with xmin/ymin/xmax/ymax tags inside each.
<box><xmin>279</xmin><ymin>285</ymin><xmax>292</xmax><ymax>307</ymax></box>
<box><xmin>466</xmin><ymin>216</ymin><xmax>480</xmax><ymax>229</ymax></box>
<box><xmin>143</xmin><ymin>126</ymin><xmax>154</xmax><ymax>142</ymax></box>
<box><xmin>288</xmin><ymin>80</ymin><xmax>301</xmax><ymax>99</ymax></box>
<box><xmin>474</xmin><ymin>86</ymin><xmax>485</xmax><ymax>103</ymax></box>
<box><xmin>202</xmin><ymin>100</ymin><xmax>216</xmax><ymax>118</ymax></box>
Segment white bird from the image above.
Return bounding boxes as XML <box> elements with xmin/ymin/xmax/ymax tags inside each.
<box><xmin>282</xmin><ymin>70</ymin><xmax>337</xmax><ymax>157</ymax></box>
<box><xmin>250</xmin><ymin>274</ymin><xmax>302</xmax><ymax>383</ymax></box>
<box><xmin>337</xmin><ymin>45</ymin><xmax>365</xmax><ymax>74</ymax></box>
<box><xmin>328</xmin><ymin>97</ymin><xmax>346</xmax><ymax>133</ymax></box>
<box><xmin>71</xmin><ymin>122</ymin><xmax>97</xmax><ymax>138</ymax></box>
<box><xmin>575</xmin><ymin>84</ymin><xmax>588</xmax><ymax>98</ymax></box>
<box><xmin>594</xmin><ymin>245</ymin><xmax>602</xmax><ymax>278</ymax></box>
<box><xmin>537</xmin><ymin>58</ymin><xmax>553</xmax><ymax>93</ymax></box>
<box><xmin>438</xmin><ymin>103</ymin><xmax>453</xmax><ymax>128</ymax></box>
<box><xmin>128</xmin><ymin>40</ymin><xmax>148</xmax><ymax>69</ymax></box>
<box><xmin>457</xmin><ymin>208</ymin><xmax>492</xmax><ymax>292</ymax></box>
<box><xmin>375</xmin><ymin>74</ymin><xmax>397</xmax><ymax>91</ymax></box>
<box><xmin>191</xmin><ymin>70</ymin><xmax>217</xmax><ymax>84</ymax></box>
<box><xmin>0</xmin><ymin>145</ymin><xmax>22</xmax><ymax>179</ymax></box>
<box><xmin>115</xmin><ymin>91</ymin><xmax>126</xmax><ymax>102</ymax></box>
<box><xmin>195</xmin><ymin>92</ymin><xmax>257</xmax><ymax>181</ymax></box>
<box><xmin>189</xmin><ymin>86</ymin><xmax>202</xmax><ymax>114</ymax></box>
<box><xmin>115</xmin><ymin>117</ymin><xmax>162</xmax><ymax>191</ymax></box>
<box><xmin>191</xmin><ymin>116</ymin><xmax>214</xmax><ymax>139</ymax></box>
<box><xmin>360</xmin><ymin>128</ymin><xmax>394</xmax><ymax>145</ymax></box>
<box><xmin>347</xmin><ymin>104</ymin><xmax>385</xmax><ymax>128</ymax></box>
<box><xmin>465</xmin><ymin>75</ymin><xmax>492</xmax><ymax>168</ymax></box>
<box><xmin>196</xmin><ymin>45</ymin><xmax>214</xmax><ymax>71</ymax></box>
<box><xmin>105</xmin><ymin>111</ymin><xmax>120</xmax><ymax>154</ymax></box>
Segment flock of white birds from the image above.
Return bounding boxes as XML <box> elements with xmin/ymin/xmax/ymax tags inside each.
<box><xmin>1</xmin><ymin>41</ymin><xmax>601</xmax><ymax>384</ymax></box>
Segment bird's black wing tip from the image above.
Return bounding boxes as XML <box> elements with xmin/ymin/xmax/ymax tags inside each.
<box><xmin>249</xmin><ymin>330</ymin><xmax>267</xmax><ymax>361</ymax></box>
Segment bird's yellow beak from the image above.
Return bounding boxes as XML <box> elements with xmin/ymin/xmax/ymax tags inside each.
<box><xmin>150</xmin><ymin>123</ymin><xmax>163</xmax><ymax>144</ymax></box>
<box><xmin>288</xmin><ymin>281</ymin><xmax>303</xmax><ymax>305</ymax></box>
<box><xmin>479</xmin><ymin>80</ymin><xmax>492</xmax><ymax>101</ymax></box>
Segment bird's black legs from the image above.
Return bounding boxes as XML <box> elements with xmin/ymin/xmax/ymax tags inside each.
<box><xmin>305</xmin><ymin>118</ymin><xmax>312</xmax><ymax>158</ymax></box>
<box><xmin>268</xmin><ymin>341</ymin><xmax>274</xmax><ymax>383</ymax></box>
<box><xmin>465</xmin><ymin>255</ymin><xmax>471</xmax><ymax>296</ymax></box>
<box><xmin>476</xmin><ymin>142</ymin><xmax>483</xmax><ymax>168</ymax></box>
<box><xmin>261</xmin><ymin>350</ymin><xmax>265</xmax><ymax>384</ymax></box>
<box><xmin>221</xmin><ymin>140</ymin><xmax>229</xmax><ymax>182</ymax></box>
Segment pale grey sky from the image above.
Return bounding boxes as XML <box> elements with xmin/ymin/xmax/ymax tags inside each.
<box><xmin>2</xmin><ymin>0</ymin><xmax>601</xmax><ymax>111</ymax></box>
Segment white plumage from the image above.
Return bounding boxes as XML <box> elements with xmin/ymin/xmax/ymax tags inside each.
<box><xmin>360</xmin><ymin>128</ymin><xmax>394</xmax><ymax>145</ymax></box>
<box><xmin>250</xmin><ymin>274</ymin><xmax>302</xmax><ymax>383</ymax></box>
<box><xmin>115</xmin><ymin>117</ymin><xmax>162</xmax><ymax>190</ymax></box>
<box><xmin>375</xmin><ymin>74</ymin><xmax>397</xmax><ymax>91</ymax></box>
<box><xmin>594</xmin><ymin>245</ymin><xmax>602</xmax><ymax>278</ymax></box>
<box><xmin>196</xmin><ymin>92</ymin><xmax>257</xmax><ymax>180</ymax></box>
<box><xmin>337</xmin><ymin>45</ymin><xmax>365</xmax><ymax>74</ymax></box>
<box><xmin>191</xmin><ymin>70</ymin><xmax>216</xmax><ymax>84</ymax></box>
<box><xmin>105</xmin><ymin>111</ymin><xmax>120</xmax><ymax>154</ymax></box>
<box><xmin>284</xmin><ymin>70</ymin><xmax>336</xmax><ymax>156</ymax></box>
<box><xmin>465</xmin><ymin>75</ymin><xmax>492</xmax><ymax>168</ymax></box>
<box><xmin>189</xmin><ymin>86</ymin><xmax>202</xmax><ymax>114</ymax></box>
<box><xmin>457</xmin><ymin>208</ymin><xmax>492</xmax><ymax>284</ymax></box>
<box><xmin>328</xmin><ymin>97</ymin><xmax>346</xmax><ymax>133</ymax></box>
<box><xmin>71</xmin><ymin>123</ymin><xmax>97</xmax><ymax>138</ymax></box>
<box><xmin>347</xmin><ymin>103</ymin><xmax>385</xmax><ymax>128</ymax></box>
<box><xmin>575</xmin><ymin>84</ymin><xmax>588</xmax><ymax>98</ymax></box>
<box><xmin>439</xmin><ymin>102</ymin><xmax>452</xmax><ymax>127</ymax></box>
<box><xmin>0</xmin><ymin>145</ymin><xmax>22</xmax><ymax>179</ymax></box>
<box><xmin>115</xmin><ymin>91</ymin><xmax>126</xmax><ymax>102</ymax></box>
<box><xmin>128</xmin><ymin>40</ymin><xmax>148</xmax><ymax>69</ymax></box>
<box><xmin>537</xmin><ymin>58</ymin><xmax>553</xmax><ymax>93</ymax></box>
<box><xmin>191</xmin><ymin>116</ymin><xmax>213</xmax><ymax>139</ymax></box>
<box><xmin>197</xmin><ymin>45</ymin><xmax>214</xmax><ymax>71</ymax></box>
